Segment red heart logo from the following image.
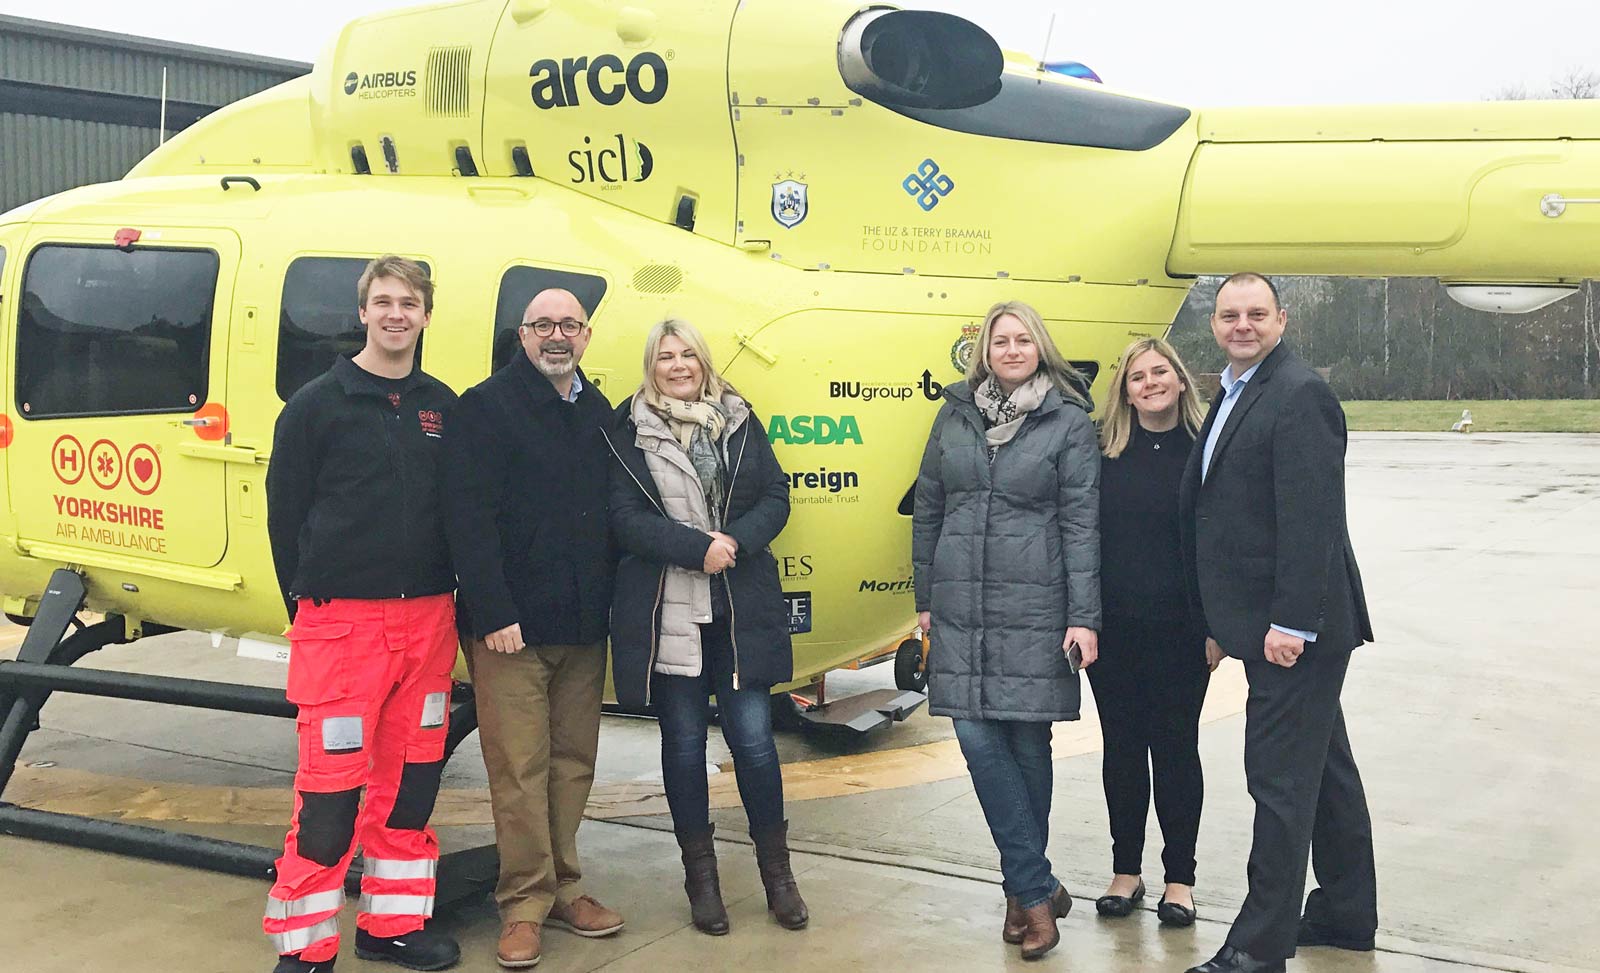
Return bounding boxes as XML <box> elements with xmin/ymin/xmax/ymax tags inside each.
<box><xmin>133</xmin><ymin>458</ymin><xmax>154</xmax><ymax>483</ymax></box>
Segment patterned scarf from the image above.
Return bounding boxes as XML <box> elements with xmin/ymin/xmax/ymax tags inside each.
<box><xmin>973</xmin><ymin>372</ymin><xmax>1052</xmax><ymax>462</ymax></box>
<box><xmin>651</xmin><ymin>395</ymin><xmax>727</xmax><ymax>450</ymax></box>
<box><xmin>648</xmin><ymin>395</ymin><xmax>729</xmax><ymax>530</ymax></box>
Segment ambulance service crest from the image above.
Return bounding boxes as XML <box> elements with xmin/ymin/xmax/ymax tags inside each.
<box><xmin>950</xmin><ymin>321</ymin><xmax>982</xmax><ymax>374</ymax></box>
<box><xmin>771</xmin><ymin>177</ymin><xmax>808</xmax><ymax>229</ymax></box>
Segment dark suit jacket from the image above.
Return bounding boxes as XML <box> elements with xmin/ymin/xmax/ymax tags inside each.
<box><xmin>1179</xmin><ymin>342</ymin><xmax>1373</xmax><ymax>660</ymax></box>
<box><xmin>442</xmin><ymin>355</ymin><xmax>615</xmax><ymax>645</ymax></box>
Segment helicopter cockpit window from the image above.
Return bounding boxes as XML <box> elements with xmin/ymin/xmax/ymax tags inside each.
<box><xmin>492</xmin><ymin>266</ymin><xmax>608</xmax><ymax>373</ymax></box>
<box><xmin>15</xmin><ymin>244</ymin><xmax>218</xmax><ymax>419</ymax></box>
<box><xmin>277</xmin><ymin>256</ymin><xmax>431</xmax><ymax>401</ymax></box>
<box><xmin>838</xmin><ymin>9</ymin><xmax>1190</xmax><ymax>151</ymax></box>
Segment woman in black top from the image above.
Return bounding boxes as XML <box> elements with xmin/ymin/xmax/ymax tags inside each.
<box><xmin>1089</xmin><ymin>337</ymin><xmax>1219</xmax><ymax>927</ymax></box>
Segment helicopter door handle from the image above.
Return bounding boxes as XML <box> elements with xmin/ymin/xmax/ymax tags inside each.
<box><xmin>734</xmin><ymin>331</ymin><xmax>778</xmax><ymax>366</ymax></box>
<box><xmin>180</xmin><ymin>416</ymin><xmax>220</xmax><ymax>427</ymax></box>
<box><xmin>1541</xmin><ymin>194</ymin><xmax>1600</xmax><ymax>218</ymax></box>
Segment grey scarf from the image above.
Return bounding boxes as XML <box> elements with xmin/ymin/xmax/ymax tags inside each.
<box><xmin>974</xmin><ymin>372</ymin><xmax>1051</xmax><ymax>462</ymax></box>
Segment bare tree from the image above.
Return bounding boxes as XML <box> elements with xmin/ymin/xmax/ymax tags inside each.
<box><xmin>1489</xmin><ymin>69</ymin><xmax>1598</xmax><ymax>101</ymax></box>
<box><xmin>1550</xmin><ymin>68</ymin><xmax>1600</xmax><ymax>99</ymax></box>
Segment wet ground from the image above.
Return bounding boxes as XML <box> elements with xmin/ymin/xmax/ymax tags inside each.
<box><xmin>2</xmin><ymin>432</ymin><xmax>1597</xmax><ymax>973</ymax></box>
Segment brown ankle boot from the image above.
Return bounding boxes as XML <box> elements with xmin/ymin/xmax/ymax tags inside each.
<box><xmin>751</xmin><ymin>820</ymin><xmax>809</xmax><ymax>930</ymax></box>
<box><xmin>676</xmin><ymin>825</ymin><xmax>729</xmax><ymax>935</ymax></box>
<box><xmin>1003</xmin><ymin>896</ymin><xmax>1026</xmax><ymax>944</ymax></box>
<box><xmin>1019</xmin><ymin>886</ymin><xmax>1071</xmax><ymax>960</ymax></box>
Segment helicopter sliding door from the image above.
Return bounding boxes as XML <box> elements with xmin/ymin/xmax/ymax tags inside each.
<box><xmin>7</xmin><ymin>226</ymin><xmax>239</xmax><ymax>574</ymax></box>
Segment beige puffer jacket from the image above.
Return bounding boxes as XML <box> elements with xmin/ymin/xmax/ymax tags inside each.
<box><xmin>632</xmin><ymin>392</ymin><xmax>751</xmax><ymax>676</ymax></box>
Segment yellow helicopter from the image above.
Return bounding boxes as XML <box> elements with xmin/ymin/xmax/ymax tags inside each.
<box><xmin>0</xmin><ymin>0</ymin><xmax>1596</xmax><ymax>728</ymax></box>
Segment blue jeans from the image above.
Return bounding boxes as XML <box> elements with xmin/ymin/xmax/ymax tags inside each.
<box><xmin>953</xmin><ymin>718</ymin><xmax>1060</xmax><ymax>908</ymax></box>
<box><xmin>652</xmin><ymin>618</ymin><xmax>785</xmax><ymax>835</ymax></box>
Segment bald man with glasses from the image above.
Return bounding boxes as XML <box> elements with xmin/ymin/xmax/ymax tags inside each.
<box><xmin>443</xmin><ymin>289</ymin><xmax>621</xmax><ymax>969</ymax></box>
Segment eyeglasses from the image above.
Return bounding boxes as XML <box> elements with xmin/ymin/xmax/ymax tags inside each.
<box><xmin>522</xmin><ymin>317</ymin><xmax>587</xmax><ymax>337</ymax></box>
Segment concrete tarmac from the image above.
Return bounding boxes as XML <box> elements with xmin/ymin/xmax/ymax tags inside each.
<box><xmin>2</xmin><ymin>432</ymin><xmax>1596</xmax><ymax>973</ymax></box>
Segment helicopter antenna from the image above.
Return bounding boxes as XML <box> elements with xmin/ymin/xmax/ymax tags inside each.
<box><xmin>1038</xmin><ymin>13</ymin><xmax>1058</xmax><ymax>72</ymax></box>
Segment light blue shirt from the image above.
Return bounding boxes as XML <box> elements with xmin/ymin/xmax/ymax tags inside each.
<box><xmin>1201</xmin><ymin>346</ymin><xmax>1317</xmax><ymax>644</ymax></box>
<box><xmin>560</xmin><ymin>371</ymin><xmax>584</xmax><ymax>404</ymax></box>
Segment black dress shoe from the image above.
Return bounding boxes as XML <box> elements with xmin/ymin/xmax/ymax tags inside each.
<box><xmin>1184</xmin><ymin>944</ymin><xmax>1286</xmax><ymax>973</ymax></box>
<box><xmin>1156</xmin><ymin>894</ymin><xmax>1197</xmax><ymax>927</ymax></box>
<box><xmin>1298</xmin><ymin>917</ymin><xmax>1375</xmax><ymax>951</ymax></box>
<box><xmin>1095</xmin><ymin>879</ymin><xmax>1145</xmax><ymax>917</ymax></box>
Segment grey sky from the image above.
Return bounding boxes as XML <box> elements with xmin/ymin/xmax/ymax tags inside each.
<box><xmin>4</xmin><ymin>0</ymin><xmax>1596</xmax><ymax>106</ymax></box>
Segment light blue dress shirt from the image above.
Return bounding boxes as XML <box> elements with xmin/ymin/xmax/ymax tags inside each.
<box><xmin>1201</xmin><ymin>349</ymin><xmax>1317</xmax><ymax>644</ymax></box>
<box><xmin>560</xmin><ymin>371</ymin><xmax>584</xmax><ymax>403</ymax></box>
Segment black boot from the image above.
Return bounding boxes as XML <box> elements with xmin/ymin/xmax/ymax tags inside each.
<box><xmin>751</xmin><ymin>820</ymin><xmax>809</xmax><ymax>930</ymax></box>
<box><xmin>273</xmin><ymin>955</ymin><xmax>335</xmax><ymax>973</ymax></box>
<box><xmin>353</xmin><ymin>925</ymin><xmax>460</xmax><ymax>971</ymax></box>
<box><xmin>677</xmin><ymin>825</ymin><xmax>730</xmax><ymax>935</ymax></box>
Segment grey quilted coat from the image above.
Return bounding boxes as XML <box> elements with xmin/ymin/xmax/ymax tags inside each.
<box><xmin>912</xmin><ymin>379</ymin><xmax>1102</xmax><ymax>722</ymax></box>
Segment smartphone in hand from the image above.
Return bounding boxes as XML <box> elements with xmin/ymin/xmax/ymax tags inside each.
<box><xmin>1066</xmin><ymin>641</ymin><xmax>1083</xmax><ymax>673</ymax></box>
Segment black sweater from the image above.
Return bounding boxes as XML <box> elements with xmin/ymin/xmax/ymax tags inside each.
<box><xmin>442</xmin><ymin>356</ymin><xmax>615</xmax><ymax>645</ymax></box>
<box><xmin>1099</xmin><ymin>422</ymin><xmax>1199</xmax><ymax>624</ymax></box>
<box><xmin>266</xmin><ymin>356</ymin><xmax>458</xmax><ymax>621</ymax></box>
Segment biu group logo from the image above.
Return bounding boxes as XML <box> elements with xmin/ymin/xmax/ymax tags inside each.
<box><xmin>903</xmin><ymin>159</ymin><xmax>955</xmax><ymax>211</ymax></box>
<box><xmin>344</xmin><ymin>72</ymin><xmax>359</xmax><ymax>96</ymax></box>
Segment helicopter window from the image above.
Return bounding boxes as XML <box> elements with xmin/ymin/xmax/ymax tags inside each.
<box><xmin>15</xmin><ymin>244</ymin><xmax>218</xmax><ymax>419</ymax></box>
<box><xmin>492</xmin><ymin>265</ymin><xmax>609</xmax><ymax>373</ymax></box>
<box><xmin>277</xmin><ymin>257</ymin><xmax>432</xmax><ymax>401</ymax></box>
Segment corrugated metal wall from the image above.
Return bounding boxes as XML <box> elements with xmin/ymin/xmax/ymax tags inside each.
<box><xmin>0</xmin><ymin>16</ymin><xmax>308</xmax><ymax>215</ymax></box>
<box><xmin>0</xmin><ymin>29</ymin><xmax>300</xmax><ymax>105</ymax></box>
<box><xmin>1</xmin><ymin>113</ymin><xmax>159</xmax><ymax>211</ymax></box>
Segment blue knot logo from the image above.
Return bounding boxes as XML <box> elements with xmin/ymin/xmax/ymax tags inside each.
<box><xmin>903</xmin><ymin>159</ymin><xmax>955</xmax><ymax>211</ymax></box>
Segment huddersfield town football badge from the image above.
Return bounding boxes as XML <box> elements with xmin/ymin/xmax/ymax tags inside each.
<box><xmin>772</xmin><ymin>178</ymin><xmax>808</xmax><ymax>229</ymax></box>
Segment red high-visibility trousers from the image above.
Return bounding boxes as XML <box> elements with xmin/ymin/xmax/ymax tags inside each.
<box><xmin>263</xmin><ymin>594</ymin><xmax>458</xmax><ymax>962</ymax></box>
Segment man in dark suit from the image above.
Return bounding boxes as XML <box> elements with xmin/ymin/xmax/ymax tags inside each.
<box><xmin>1179</xmin><ymin>273</ymin><xmax>1378</xmax><ymax>973</ymax></box>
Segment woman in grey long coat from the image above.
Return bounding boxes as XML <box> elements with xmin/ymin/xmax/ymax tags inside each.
<box><xmin>913</xmin><ymin>300</ymin><xmax>1102</xmax><ymax>961</ymax></box>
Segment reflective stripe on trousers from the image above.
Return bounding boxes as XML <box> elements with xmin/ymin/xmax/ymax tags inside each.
<box><xmin>364</xmin><ymin>856</ymin><xmax>437</xmax><ymax>881</ymax></box>
<box><xmin>265</xmin><ymin>887</ymin><xmax>345</xmax><ymax>920</ymax></box>
<box><xmin>267</xmin><ymin>915</ymin><xmax>341</xmax><ymax>954</ymax></box>
<box><xmin>360</xmin><ymin>892</ymin><xmax>436</xmax><ymax>916</ymax></box>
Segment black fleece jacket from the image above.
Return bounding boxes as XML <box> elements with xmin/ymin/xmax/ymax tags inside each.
<box><xmin>266</xmin><ymin>355</ymin><xmax>458</xmax><ymax>621</ymax></box>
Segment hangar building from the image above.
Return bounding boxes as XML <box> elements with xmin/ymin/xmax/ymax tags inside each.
<box><xmin>0</xmin><ymin>14</ymin><xmax>309</xmax><ymax>214</ymax></box>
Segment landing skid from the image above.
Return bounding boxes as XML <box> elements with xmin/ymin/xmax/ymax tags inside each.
<box><xmin>0</xmin><ymin>568</ymin><xmax>497</xmax><ymax>912</ymax></box>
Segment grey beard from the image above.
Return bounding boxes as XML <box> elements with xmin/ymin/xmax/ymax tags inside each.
<box><xmin>534</xmin><ymin>355</ymin><xmax>576</xmax><ymax>378</ymax></box>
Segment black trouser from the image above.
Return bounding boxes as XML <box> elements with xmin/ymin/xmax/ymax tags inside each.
<box><xmin>1227</xmin><ymin>645</ymin><xmax>1378</xmax><ymax>961</ymax></box>
<box><xmin>1086</xmin><ymin>613</ymin><xmax>1210</xmax><ymax>885</ymax></box>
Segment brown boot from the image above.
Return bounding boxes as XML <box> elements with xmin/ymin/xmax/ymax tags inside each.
<box><xmin>1003</xmin><ymin>895</ymin><xmax>1026</xmax><ymax>944</ymax></box>
<box><xmin>496</xmin><ymin>921</ymin><xmax>541</xmax><ymax>969</ymax></box>
<box><xmin>751</xmin><ymin>820</ymin><xmax>809</xmax><ymax>930</ymax></box>
<box><xmin>677</xmin><ymin>825</ymin><xmax>730</xmax><ymax>935</ymax></box>
<box><xmin>1019</xmin><ymin>886</ymin><xmax>1072</xmax><ymax>961</ymax></box>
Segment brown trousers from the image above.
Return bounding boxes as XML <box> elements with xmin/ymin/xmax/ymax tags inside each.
<box><xmin>466</xmin><ymin>638</ymin><xmax>605</xmax><ymax>923</ymax></box>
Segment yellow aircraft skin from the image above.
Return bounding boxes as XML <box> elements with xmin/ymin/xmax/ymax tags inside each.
<box><xmin>0</xmin><ymin>0</ymin><xmax>1596</xmax><ymax>688</ymax></box>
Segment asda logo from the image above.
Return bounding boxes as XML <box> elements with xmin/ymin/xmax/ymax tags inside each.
<box><xmin>767</xmin><ymin>415</ymin><xmax>862</xmax><ymax>446</ymax></box>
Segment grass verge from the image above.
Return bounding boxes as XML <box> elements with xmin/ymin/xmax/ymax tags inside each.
<box><xmin>1341</xmin><ymin>400</ymin><xmax>1600</xmax><ymax>433</ymax></box>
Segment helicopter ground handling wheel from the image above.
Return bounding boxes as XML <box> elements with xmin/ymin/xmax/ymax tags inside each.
<box><xmin>893</xmin><ymin>635</ymin><xmax>927</xmax><ymax>693</ymax></box>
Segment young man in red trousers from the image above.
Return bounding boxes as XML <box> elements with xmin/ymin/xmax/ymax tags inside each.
<box><xmin>264</xmin><ymin>255</ymin><xmax>461</xmax><ymax>973</ymax></box>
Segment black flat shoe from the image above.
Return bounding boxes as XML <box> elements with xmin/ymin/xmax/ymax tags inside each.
<box><xmin>1157</xmin><ymin>895</ymin><xmax>1197</xmax><ymax>927</ymax></box>
<box><xmin>1298</xmin><ymin>918</ymin><xmax>1375</xmax><ymax>951</ymax></box>
<box><xmin>1094</xmin><ymin>879</ymin><xmax>1145</xmax><ymax>917</ymax></box>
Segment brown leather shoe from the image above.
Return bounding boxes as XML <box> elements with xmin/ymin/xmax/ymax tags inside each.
<box><xmin>1003</xmin><ymin>896</ymin><xmax>1026</xmax><ymax>944</ymax></box>
<box><xmin>496</xmin><ymin>921</ymin><xmax>541</xmax><ymax>969</ymax></box>
<box><xmin>1020</xmin><ymin>887</ymin><xmax>1072</xmax><ymax>961</ymax></box>
<box><xmin>545</xmin><ymin>895</ymin><xmax>625</xmax><ymax>938</ymax></box>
